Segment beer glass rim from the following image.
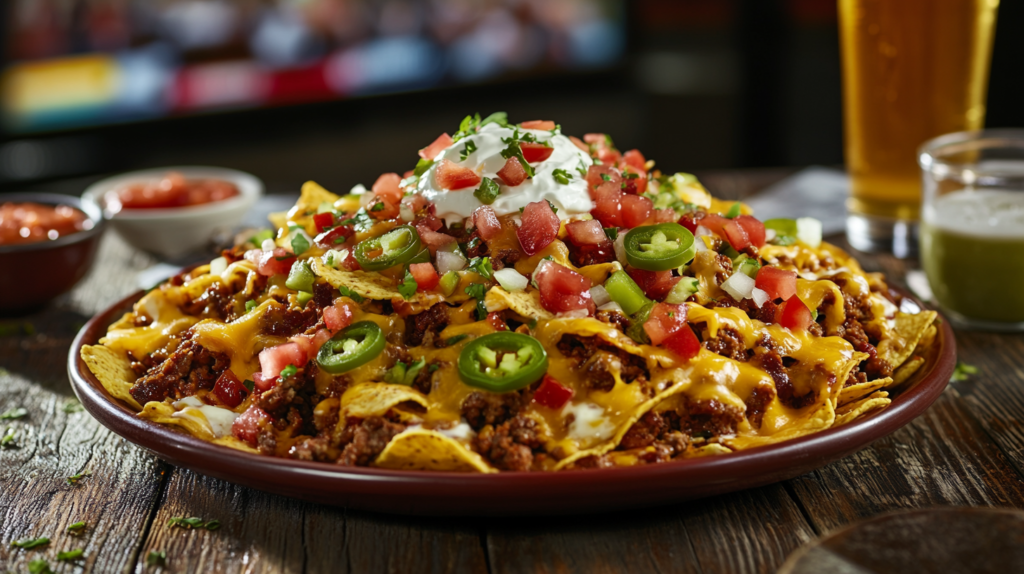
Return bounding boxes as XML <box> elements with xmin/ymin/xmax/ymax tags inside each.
<box><xmin>919</xmin><ymin>128</ymin><xmax>1024</xmax><ymax>172</ymax></box>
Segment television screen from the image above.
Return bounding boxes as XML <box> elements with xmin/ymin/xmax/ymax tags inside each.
<box><xmin>1</xmin><ymin>0</ymin><xmax>625</xmax><ymax>134</ymax></box>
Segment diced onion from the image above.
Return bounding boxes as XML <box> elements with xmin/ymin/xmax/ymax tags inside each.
<box><xmin>399</xmin><ymin>203</ymin><xmax>416</xmax><ymax>222</ymax></box>
<box><xmin>751</xmin><ymin>287</ymin><xmax>770</xmax><ymax>308</ymax></box>
<box><xmin>695</xmin><ymin>225</ymin><xmax>713</xmax><ymax>237</ymax></box>
<box><xmin>589</xmin><ymin>285</ymin><xmax>611</xmax><ymax>307</ymax></box>
<box><xmin>209</xmin><ymin>256</ymin><xmax>228</xmax><ymax>276</ymax></box>
<box><xmin>721</xmin><ymin>271</ymin><xmax>755</xmax><ymax>301</ymax></box>
<box><xmin>261</xmin><ymin>239</ymin><xmax>276</xmax><ymax>251</ymax></box>
<box><xmin>495</xmin><ymin>268</ymin><xmax>529</xmax><ymax>291</ymax></box>
<box><xmin>765</xmin><ymin>228</ymin><xmax>777</xmax><ymax>242</ymax></box>
<box><xmin>350</xmin><ymin>183</ymin><xmax>368</xmax><ymax>195</ymax></box>
<box><xmin>598</xmin><ymin>301</ymin><xmax>624</xmax><ymax>313</ymax></box>
<box><xmin>797</xmin><ymin>217</ymin><xmax>822</xmax><ymax>248</ymax></box>
<box><xmin>694</xmin><ymin>236</ymin><xmax>710</xmax><ymax>253</ymax></box>
<box><xmin>613</xmin><ymin>232</ymin><xmax>627</xmax><ymax>264</ymax></box>
<box><xmin>436</xmin><ymin>250</ymin><xmax>467</xmax><ymax>274</ymax></box>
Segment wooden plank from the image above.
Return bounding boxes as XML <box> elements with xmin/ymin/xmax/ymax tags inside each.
<box><xmin>787</xmin><ymin>390</ymin><xmax>1024</xmax><ymax>534</ymax></box>
<box><xmin>0</xmin><ymin>331</ymin><xmax>165</xmax><ymax>573</ymax></box>
<box><xmin>485</xmin><ymin>483</ymin><xmax>814</xmax><ymax>574</ymax></box>
<box><xmin>135</xmin><ymin>468</ymin><xmax>491</xmax><ymax>574</ymax></box>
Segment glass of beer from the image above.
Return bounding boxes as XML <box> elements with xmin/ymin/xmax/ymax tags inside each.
<box><xmin>839</xmin><ymin>0</ymin><xmax>999</xmax><ymax>256</ymax></box>
<box><xmin>919</xmin><ymin>129</ymin><xmax>1024</xmax><ymax>331</ymax></box>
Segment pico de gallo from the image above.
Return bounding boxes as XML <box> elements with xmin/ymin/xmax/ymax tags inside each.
<box><xmin>107</xmin><ymin>172</ymin><xmax>239</xmax><ymax>211</ymax></box>
<box><xmin>84</xmin><ymin>112</ymin><xmax>935</xmax><ymax>473</ymax></box>
<box><xmin>0</xmin><ymin>201</ymin><xmax>91</xmax><ymax>246</ymax></box>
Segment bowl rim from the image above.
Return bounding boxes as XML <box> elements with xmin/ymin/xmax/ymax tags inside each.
<box><xmin>81</xmin><ymin>166</ymin><xmax>264</xmax><ymax>222</ymax></box>
<box><xmin>0</xmin><ymin>191</ymin><xmax>106</xmax><ymax>254</ymax></box>
<box><xmin>67</xmin><ymin>284</ymin><xmax>957</xmax><ymax>515</ymax></box>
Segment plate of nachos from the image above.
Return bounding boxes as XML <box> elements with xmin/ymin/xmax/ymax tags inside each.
<box><xmin>70</xmin><ymin>114</ymin><xmax>954</xmax><ymax>515</ymax></box>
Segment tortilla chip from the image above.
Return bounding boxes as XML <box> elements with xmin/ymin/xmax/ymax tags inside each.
<box><xmin>485</xmin><ymin>287</ymin><xmax>553</xmax><ymax>320</ymax></box>
<box><xmin>295</xmin><ymin>181</ymin><xmax>340</xmax><ymax>214</ymax></box>
<box><xmin>340</xmin><ymin>382</ymin><xmax>428</xmax><ymax>418</ymax></box>
<box><xmin>838</xmin><ymin>377</ymin><xmax>893</xmax><ymax>407</ymax></box>
<box><xmin>687</xmin><ymin>443</ymin><xmax>734</xmax><ymax>458</ymax></box>
<box><xmin>665</xmin><ymin>173</ymin><xmax>712</xmax><ymax>209</ymax></box>
<box><xmin>575</xmin><ymin>262</ymin><xmax>621</xmax><ymax>286</ymax></box>
<box><xmin>138</xmin><ymin>401</ymin><xmax>257</xmax><ymax>453</ymax></box>
<box><xmin>918</xmin><ymin>324</ymin><xmax>938</xmax><ymax>354</ymax></box>
<box><xmin>312</xmin><ymin>258</ymin><xmax>440</xmax><ymax>305</ymax></box>
<box><xmin>726</xmin><ymin>399</ymin><xmax>836</xmax><ymax>450</ymax></box>
<box><xmin>81</xmin><ymin>345</ymin><xmax>142</xmax><ymax>410</ymax></box>
<box><xmin>892</xmin><ymin>356</ymin><xmax>926</xmax><ymax>387</ymax></box>
<box><xmin>877</xmin><ymin>311</ymin><xmax>937</xmax><ymax>370</ymax></box>
<box><xmin>373</xmin><ymin>428</ymin><xmax>496</xmax><ymax>473</ymax></box>
<box><xmin>834</xmin><ymin>391</ymin><xmax>891</xmax><ymax>426</ymax></box>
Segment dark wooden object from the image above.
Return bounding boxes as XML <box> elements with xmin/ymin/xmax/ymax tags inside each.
<box><xmin>2</xmin><ymin>169</ymin><xmax>1022</xmax><ymax>574</ymax></box>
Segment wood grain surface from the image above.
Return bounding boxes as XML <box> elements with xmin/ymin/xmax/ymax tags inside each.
<box><xmin>3</xmin><ymin>171</ymin><xmax>1024</xmax><ymax>574</ymax></box>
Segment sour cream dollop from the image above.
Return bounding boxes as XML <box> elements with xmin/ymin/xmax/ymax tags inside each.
<box><xmin>418</xmin><ymin>123</ymin><xmax>595</xmax><ymax>224</ymax></box>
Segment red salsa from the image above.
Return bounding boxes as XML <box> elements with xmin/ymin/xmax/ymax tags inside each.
<box><xmin>109</xmin><ymin>172</ymin><xmax>239</xmax><ymax>210</ymax></box>
<box><xmin>0</xmin><ymin>202</ymin><xmax>90</xmax><ymax>245</ymax></box>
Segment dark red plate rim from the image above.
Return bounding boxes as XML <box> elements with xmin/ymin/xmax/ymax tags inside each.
<box><xmin>68</xmin><ymin>287</ymin><xmax>956</xmax><ymax>516</ymax></box>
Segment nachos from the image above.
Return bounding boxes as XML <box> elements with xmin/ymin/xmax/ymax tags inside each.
<box><xmin>83</xmin><ymin>114</ymin><xmax>937</xmax><ymax>472</ymax></box>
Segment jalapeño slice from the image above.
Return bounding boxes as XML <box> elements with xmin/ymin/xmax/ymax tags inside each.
<box><xmin>317</xmin><ymin>321</ymin><xmax>386</xmax><ymax>374</ymax></box>
<box><xmin>623</xmin><ymin>223</ymin><xmax>696</xmax><ymax>271</ymax></box>
<box><xmin>457</xmin><ymin>332</ymin><xmax>548</xmax><ymax>393</ymax></box>
<box><xmin>353</xmin><ymin>225</ymin><xmax>422</xmax><ymax>271</ymax></box>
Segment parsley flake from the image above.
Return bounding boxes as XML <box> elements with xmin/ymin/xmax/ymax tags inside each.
<box><xmin>67</xmin><ymin>470</ymin><xmax>90</xmax><ymax>485</ymax></box>
<box><xmin>398</xmin><ymin>268</ymin><xmax>418</xmax><ymax>300</ymax></box>
<box><xmin>243</xmin><ymin>380</ymin><xmax>255</xmax><ymax>392</ymax></box>
<box><xmin>337</xmin><ymin>286</ymin><xmax>366</xmax><ymax>303</ymax></box>
<box><xmin>552</xmin><ymin>169</ymin><xmax>573</xmax><ymax>185</ymax></box>
<box><xmin>1</xmin><ymin>426</ymin><xmax>16</xmax><ymax>448</ymax></box>
<box><xmin>67</xmin><ymin>522</ymin><xmax>86</xmax><ymax>534</ymax></box>
<box><xmin>499</xmin><ymin>128</ymin><xmax>536</xmax><ymax>178</ymax></box>
<box><xmin>147</xmin><ymin>551</ymin><xmax>167</xmax><ymax>567</ymax></box>
<box><xmin>445</xmin><ymin>334</ymin><xmax>470</xmax><ymax>346</ymax></box>
<box><xmin>0</xmin><ymin>407</ymin><xmax>27</xmax><ymax>420</ymax></box>
<box><xmin>952</xmin><ymin>361</ymin><xmax>979</xmax><ymax>382</ymax></box>
<box><xmin>474</xmin><ymin>177</ymin><xmax>501</xmax><ymax>205</ymax></box>
<box><xmin>57</xmin><ymin>549</ymin><xmax>84</xmax><ymax>561</ymax></box>
<box><xmin>167</xmin><ymin>517</ymin><xmax>220</xmax><ymax>531</ymax></box>
<box><xmin>245</xmin><ymin>300</ymin><xmax>256</xmax><ymax>314</ymax></box>
<box><xmin>11</xmin><ymin>537</ymin><xmax>50</xmax><ymax>549</ymax></box>
<box><xmin>28</xmin><ymin>559</ymin><xmax>54</xmax><ymax>574</ymax></box>
<box><xmin>600</xmin><ymin>173</ymin><xmax>611</xmax><ymax>181</ymax></box>
<box><xmin>467</xmin><ymin>256</ymin><xmax>493</xmax><ymax>280</ymax></box>
<box><xmin>464</xmin><ymin>284</ymin><xmax>488</xmax><ymax>320</ymax></box>
<box><xmin>279</xmin><ymin>365</ymin><xmax>298</xmax><ymax>379</ymax></box>
<box><xmin>290</xmin><ymin>233</ymin><xmax>310</xmax><ymax>255</ymax></box>
<box><xmin>604</xmin><ymin>227</ymin><xmax>619</xmax><ymax>241</ymax></box>
<box><xmin>461</xmin><ymin>140</ymin><xmax>477</xmax><ymax>160</ymax></box>
<box><xmin>62</xmin><ymin>399</ymin><xmax>83</xmax><ymax>414</ymax></box>
<box><xmin>545</xmin><ymin>200</ymin><xmax>559</xmax><ymax>215</ymax></box>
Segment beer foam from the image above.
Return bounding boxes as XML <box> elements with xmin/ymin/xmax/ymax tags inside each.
<box><xmin>926</xmin><ymin>189</ymin><xmax>1024</xmax><ymax>238</ymax></box>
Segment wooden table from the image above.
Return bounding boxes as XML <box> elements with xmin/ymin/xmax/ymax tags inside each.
<box><xmin>3</xmin><ymin>170</ymin><xmax>1024</xmax><ymax>574</ymax></box>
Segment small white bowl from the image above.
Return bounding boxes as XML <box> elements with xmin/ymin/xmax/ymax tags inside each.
<box><xmin>82</xmin><ymin>166</ymin><xmax>263</xmax><ymax>259</ymax></box>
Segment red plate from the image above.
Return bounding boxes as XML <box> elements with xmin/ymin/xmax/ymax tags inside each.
<box><xmin>68</xmin><ymin>288</ymin><xmax>955</xmax><ymax>516</ymax></box>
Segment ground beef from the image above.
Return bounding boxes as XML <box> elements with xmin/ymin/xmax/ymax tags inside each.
<box><xmin>675</xmin><ymin>398</ymin><xmax>744</xmax><ymax>437</ymax></box>
<box><xmin>845</xmin><ymin>364</ymin><xmax>868</xmax><ymax>387</ymax></box>
<box><xmin>259</xmin><ymin>305</ymin><xmax>318</xmax><ymax>337</ymax></box>
<box><xmin>336</xmin><ymin>416</ymin><xmax>406</xmax><ymax>466</ymax></box>
<box><xmin>556</xmin><ymin>334</ymin><xmax>649</xmax><ymax>392</ymax></box>
<box><xmin>180</xmin><ymin>281</ymin><xmax>234</xmax><ymax>321</ymax></box>
<box><xmin>750</xmin><ymin>349</ymin><xmax>816</xmax><ymax>410</ymax></box>
<box><xmin>619</xmin><ymin>411</ymin><xmax>669</xmax><ymax>450</ymax></box>
<box><xmin>129</xmin><ymin>339</ymin><xmax>230</xmax><ymax>405</ymax></box>
<box><xmin>838</xmin><ymin>292</ymin><xmax>893</xmax><ymax>379</ymax></box>
<box><xmin>714</xmin><ymin>254</ymin><xmax>734</xmax><ymax>285</ymax></box>
<box><xmin>595</xmin><ymin>310</ymin><xmax>629</xmax><ymax>333</ymax></box>
<box><xmin>288</xmin><ymin>436</ymin><xmax>333</xmax><ymax>462</ymax></box>
<box><xmin>311</xmin><ymin>281</ymin><xmax>336</xmax><ymax>310</ymax></box>
<box><xmin>489</xmin><ymin>248</ymin><xmax>523</xmax><ymax>271</ymax></box>
<box><xmin>411</xmin><ymin>361</ymin><xmax>444</xmax><ymax>395</ymax></box>
<box><xmin>460</xmin><ymin>391</ymin><xmax>525</xmax><ymax>430</ymax></box>
<box><xmin>744</xmin><ymin>385</ymin><xmax>775</xmax><ymax>429</ymax></box>
<box><xmin>256</xmin><ymin>363</ymin><xmax>319</xmax><ymax>423</ymax></box>
<box><xmin>703</xmin><ymin>326</ymin><xmax>748</xmax><ymax>362</ymax></box>
<box><xmin>257</xmin><ymin>427</ymin><xmax>277</xmax><ymax>456</ymax></box>
<box><xmin>566</xmin><ymin>240</ymin><xmax>616</xmax><ymax>267</ymax></box>
<box><xmin>475</xmin><ymin>415</ymin><xmax>543</xmax><ymax>471</ymax></box>
<box><xmin>463</xmin><ymin>233</ymin><xmax>488</xmax><ymax>259</ymax></box>
<box><xmin>615</xmin><ymin>410</ymin><xmax>692</xmax><ymax>463</ymax></box>
<box><xmin>405</xmin><ymin>303</ymin><xmax>449</xmax><ymax>347</ymax></box>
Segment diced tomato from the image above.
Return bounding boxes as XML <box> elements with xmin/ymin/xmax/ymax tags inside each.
<box><xmin>213</xmin><ymin>369</ymin><xmax>247</xmax><ymax>408</ymax></box>
<box><xmin>622</xmin><ymin>149</ymin><xmax>646</xmax><ymax>171</ymax></box>
<box><xmin>368</xmin><ymin>197</ymin><xmax>400</xmax><ymax>220</ymax></box>
<box><xmin>419</xmin><ymin>133</ymin><xmax>453</xmax><ymax>160</ymax></box>
<box><xmin>232</xmin><ymin>405</ymin><xmax>270</xmax><ymax>446</ymax></box>
<box><xmin>435</xmin><ymin>159</ymin><xmax>482</xmax><ymax>190</ymax></box>
<box><xmin>517</xmin><ymin>200</ymin><xmax>560</xmax><ymax>256</ymax></box>
<box><xmin>313</xmin><ymin>211</ymin><xmax>335</xmax><ymax>233</ymax></box>
<box><xmin>402</xmin><ymin>193</ymin><xmax>428</xmax><ymax>214</ymax></box>
<box><xmin>532</xmin><ymin>374</ymin><xmax>574</xmax><ymax>409</ymax></box>
<box><xmin>565</xmin><ymin>219</ymin><xmax>610</xmax><ymax>246</ymax></box>
<box><xmin>619</xmin><ymin>167</ymin><xmax>648</xmax><ymax>195</ymax></box>
<box><xmin>258</xmin><ymin>248</ymin><xmax>295</xmax><ymax>277</ymax></box>
<box><xmin>584</xmin><ymin>133</ymin><xmax>608</xmax><ymax>146</ymax></box>
<box><xmin>755</xmin><ymin>266</ymin><xmax>798</xmax><ymax>301</ymax></box>
<box><xmin>534</xmin><ymin>261</ymin><xmax>595</xmax><ymax>315</ymax></box>
<box><xmin>338</xmin><ymin>248</ymin><xmax>361</xmax><ymax>271</ymax></box>
<box><xmin>621</xmin><ymin>194</ymin><xmax>653</xmax><ymax>228</ymax></box>
<box><xmin>590</xmin><ymin>196</ymin><xmax>623</xmax><ymax>228</ymax></box>
<box><xmin>311</xmin><ymin>328</ymin><xmax>333</xmax><ymax>352</ymax></box>
<box><xmin>651</xmin><ymin>208</ymin><xmax>677</xmax><ymax>223</ymax></box>
<box><xmin>403</xmin><ymin>169</ymin><xmax>414</xmax><ymax>179</ymax></box>
<box><xmin>323</xmin><ymin>301</ymin><xmax>353</xmax><ymax>331</ymax></box>
<box><xmin>521</xmin><ymin>120</ymin><xmax>556</xmax><ymax>130</ymax></box>
<box><xmin>566</xmin><ymin>241</ymin><xmax>616</xmax><ymax>267</ymax></box>
<box><xmin>678</xmin><ymin>213</ymin><xmax>699</xmax><ymax>234</ymax></box>
<box><xmin>597</xmin><ymin>147</ymin><xmax>621</xmax><ymax>164</ymax></box>
<box><xmin>627</xmin><ymin>268</ymin><xmax>679</xmax><ymax>301</ymax></box>
<box><xmin>259</xmin><ymin>342</ymin><xmax>307</xmax><ymax>382</ymax></box>
<box><xmin>416</xmin><ymin>224</ymin><xmax>455</xmax><ymax>254</ymax></box>
<box><xmin>663</xmin><ymin>324</ymin><xmax>701</xmax><ymax>360</ymax></box>
<box><xmin>643</xmin><ymin>302</ymin><xmax>688</xmax><ymax>345</ymax></box>
<box><xmin>486</xmin><ymin>312</ymin><xmax>508</xmax><ymax>331</ymax></box>
<box><xmin>777</xmin><ymin>297</ymin><xmax>813</xmax><ymax>331</ymax></box>
<box><xmin>734</xmin><ymin>215</ymin><xmax>766</xmax><ymax>248</ymax></box>
<box><xmin>722</xmin><ymin>219</ymin><xmax>751</xmax><ymax>250</ymax></box>
<box><xmin>473</xmin><ymin>206</ymin><xmax>502</xmax><ymax>240</ymax></box>
<box><xmin>415</xmin><ymin>212</ymin><xmax>443</xmax><ymax>232</ymax></box>
<box><xmin>586</xmin><ymin>165</ymin><xmax>621</xmax><ymax>190</ymax></box>
<box><xmin>290</xmin><ymin>334</ymin><xmax>314</xmax><ymax>362</ymax></box>
<box><xmin>252</xmin><ymin>372</ymin><xmax>270</xmax><ymax>392</ymax></box>
<box><xmin>699</xmin><ymin>213</ymin><xmax>729</xmax><ymax>236</ymax></box>
<box><xmin>372</xmin><ymin>173</ymin><xmax>403</xmax><ymax>204</ymax></box>
<box><xmin>496</xmin><ymin>156</ymin><xmax>528</xmax><ymax>187</ymax></box>
<box><xmin>520</xmin><ymin>142</ymin><xmax>554</xmax><ymax>163</ymax></box>
<box><xmin>315</xmin><ymin>224</ymin><xmax>354</xmax><ymax>248</ymax></box>
<box><xmin>569</xmin><ymin>136</ymin><xmax>589</xmax><ymax>153</ymax></box>
<box><xmin>409</xmin><ymin>262</ymin><xmax>440</xmax><ymax>291</ymax></box>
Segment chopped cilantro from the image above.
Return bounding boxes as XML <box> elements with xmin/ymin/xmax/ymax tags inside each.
<box><xmin>464</xmin><ymin>283</ymin><xmax>488</xmax><ymax>320</ymax></box>
<box><xmin>461</xmin><ymin>140</ymin><xmax>477</xmax><ymax>160</ymax></box>
<box><xmin>245</xmin><ymin>300</ymin><xmax>256</xmax><ymax>314</ymax></box>
<box><xmin>62</xmin><ymin>399</ymin><xmax>83</xmax><ymax>414</ymax></box>
<box><xmin>243</xmin><ymin>380</ymin><xmax>255</xmax><ymax>392</ymax></box>
<box><xmin>398</xmin><ymin>268</ymin><xmax>418</xmax><ymax>300</ymax></box>
<box><xmin>445</xmin><ymin>334</ymin><xmax>470</xmax><ymax>346</ymax></box>
<box><xmin>290</xmin><ymin>233</ymin><xmax>310</xmax><ymax>255</ymax></box>
<box><xmin>279</xmin><ymin>365</ymin><xmax>298</xmax><ymax>379</ymax></box>
<box><xmin>384</xmin><ymin>358</ymin><xmax>427</xmax><ymax>386</ymax></box>
<box><xmin>67</xmin><ymin>470</ymin><xmax>90</xmax><ymax>485</ymax></box>
<box><xmin>461</xmin><ymin>237</ymin><xmax>481</xmax><ymax>253</ymax></box>
<box><xmin>576</xmin><ymin>162</ymin><xmax>588</xmax><ymax>178</ymax></box>
<box><xmin>57</xmin><ymin>549</ymin><xmax>84</xmax><ymax>561</ymax></box>
<box><xmin>337</xmin><ymin>286</ymin><xmax>366</xmax><ymax>303</ymax></box>
<box><xmin>474</xmin><ymin>177</ymin><xmax>501</xmax><ymax>205</ymax></box>
<box><xmin>480</xmin><ymin>111</ymin><xmax>508</xmax><ymax>128</ymax></box>
<box><xmin>251</xmin><ymin>229</ymin><xmax>274</xmax><ymax>245</ymax></box>
<box><xmin>499</xmin><ymin>128</ymin><xmax>536</xmax><ymax>178</ymax></box>
<box><xmin>147</xmin><ymin>551</ymin><xmax>167</xmax><ymax>567</ymax></box>
<box><xmin>0</xmin><ymin>407</ymin><xmax>27</xmax><ymax>420</ymax></box>
<box><xmin>413</xmin><ymin>158</ymin><xmax>434</xmax><ymax>177</ymax></box>
<box><xmin>66</xmin><ymin>522</ymin><xmax>86</xmax><ymax>533</ymax></box>
<box><xmin>600</xmin><ymin>173</ymin><xmax>611</xmax><ymax>181</ymax></box>
<box><xmin>552</xmin><ymin>169</ymin><xmax>573</xmax><ymax>185</ymax></box>
<box><xmin>725</xmin><ymin>203</ymin><xmax>742</xmax><ymax>219</ymax></box>
<box><xmin>952</xmin><ymin>361</ymin><xmax>979</xmax><ymax>382</ymax></box>
<box><xmin>467</xmin><ymin>256</ymin><xmax>493</xmax><ymax>280</ymax></box>
<box><xmin>545</xmin><ymin>200</ymin><xmax>559</xmax><ymax>214</ymax></box>
<box><xmin>604</xmin><ymin>227</ymin><xmax>619</xmax><ymax>241</ymax></box>
<box><xmin>369</xmin><ymin>200</ymin><xmax>385</xmax><ymax>212</ymax></box>
<box><xmin>10</xmin><ymin>537</ymin><xmax>50</xmax><ymax>549</ymax></box>
<box><xmin>167</xmin><ymin>517</ymin><xmax>219</xmax><ymax>530</ymax></box>
<box><xmin>428</xmin><ymin>363</ymin><xmax>440</xmax><ymax>373</ymax></box>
